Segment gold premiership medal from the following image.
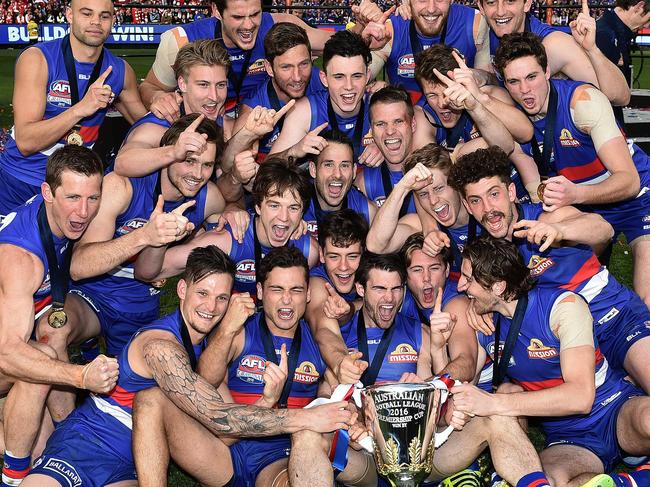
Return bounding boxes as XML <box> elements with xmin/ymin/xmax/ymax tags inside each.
<box><xmin>537</xmin><ymin>182</ymin><xmax>547</xmax><ymax>202</ymax></box>
<box><xmin>66</xmin><ymin>130</ymin><xmax>83</xmax><ymax>146</ymax></box>
<box><xmin>48</xmin><ymin>308</ymin><xmax>68</xmax><ymax>328</ymax></box>
<box><xmin>151</xmin><ymin>279</ymin><xmax>167</xmax><ymax>289</ymax></box>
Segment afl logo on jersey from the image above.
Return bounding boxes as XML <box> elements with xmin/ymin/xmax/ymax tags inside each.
<box><xmin>236</xmin><ymin>354</ymin><xmax>266</xmax><ymax>383</ymax></box>
<box><xmin>47</xmin><ymin>80</ymin><xmax>72</xmax><ymax>107</ymax></box>
<box><xmin>527</xmin><ymin>338</ymin><xmax>558</xmax><ymax>359</ymax></box>
<box><xmin>293</xmin><ymin>361</ymin><xmax>320</xmax><ymax>384</ymax></box>
<box><xmin>528</xmin><ymin>255</ymin><xmax>555</xmax><ymax>277</ymax></box>
<box><xmin>116</xmin><ymin>218</ymin><xmax>147</xmax><ymax>237</ymax></box>
<box><xmin>306</xmin><ymin>220</ymin><xmax>318</xmax><ymax>236</ymax></box>
<box><xmin>388</xmin><ymin>343</ymin><xmax>418</xmax><ymax>363</ymax></box>
<box><xmin>236</xmin><ymin>259</ymin><xmax>256</xmax><ymax>283</ymax></box>
<box><xmin>397</xmin><ymin>54</ymin><xmax>416</xmax><ymax>77</ymax></box>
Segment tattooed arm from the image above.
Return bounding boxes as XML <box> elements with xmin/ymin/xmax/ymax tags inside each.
<box><xmin>142</xmin><ymin>338</ymin><xmax>353</xmax><ymax>437</ymax></box>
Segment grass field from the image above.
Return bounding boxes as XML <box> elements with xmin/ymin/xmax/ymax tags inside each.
<box><xmin>0</xmin><ymin>45</ymin><xmax>644</xmax><ymax>484</ymax></box>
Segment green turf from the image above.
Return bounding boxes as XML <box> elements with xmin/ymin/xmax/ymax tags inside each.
<box><xmin>0</xmin><ymin>45</ymin><xmax>645</xmax><ymax>484</ymax></box>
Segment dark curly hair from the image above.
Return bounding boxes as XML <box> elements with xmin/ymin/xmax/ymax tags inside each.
<box><xmin>415</xmin><ymin>44</ymin><xmax>460</xmax><ymax>86</ymax></box>
<box><xmin>462</xmin><ymin>235</ymin><xmax>535</xmax><ymax>301</ymax></box>
<box><xmin>317</xmin><ymin>209</ymin><xmax>369</xmax><ymax>250</ymax></box>
<box><xmin>257</xmin><ymin>246</ymin><xmax>309</xmax><ymax>286</ymax></box>
<box><xmin>355</xmin><ymin>252</ymin><xmax>407</xmax><ymax>287</ymax></box>
<box><xmin>322</xmin><ymin>30</ymin><xmax>371</xmax><ymax>72</ymax></box>
<box><xmin>448</xmin><ymin>146</ymin><xmax>512</xmax><ymax>197</ymax></box>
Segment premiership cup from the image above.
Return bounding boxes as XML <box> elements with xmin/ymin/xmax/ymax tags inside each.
<box><xmin>361</xmin><ymin>381</ymin><xmax>454</xmax><ymax>487</ymax></box>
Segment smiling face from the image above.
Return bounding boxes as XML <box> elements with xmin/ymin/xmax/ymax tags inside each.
<box><xmin>219</xmin><ymin>0</ymin><xmax>263</xmax><ymax>50</ymax></box>
<box><xmin>320</xmin><ymin>55</ymin><xmax>368</xmax><ymax>115</ymax></box>
<box><xmin>410</xmin><ymin>0</ymin><xmax>452</xmax><ymax>36</ymax></box>
<box><xmin>255</xmin><ymin>188</ymin><xmax>304</xmax><ymax>247</ymax></box>
<box><xmin>462</xmin><ymin>176</ymin><xmax>517</xmax><ymax>239</ymax></box>
<box><xmin>268</xmin><ymin>44</ymin><xmax>313</xmax><ymax>101</ymax></box>
<box><xmin>414</xmin><ymin>167</ymin><xmax>464</xmax><ymax>228</ymax></box>
<box><xmin>370</xmin><ymin>101</ymin><xmax>415</xmax><ymax>165</ymax></box>
<box><xmin>178</xmin><ymin>64</ymin><xmax>229</xmax><ymax>120</ymax></box>
<box><xmin>320</xmin><ymin>239</ymin><xmax>363</xmax><ymax>295</ymax></box>
<box><xmin>406</xmin><ymin>249</ymin><xmax>449</xmax><ymax>309</ymax></box>
<box><xmin>457</xmin><ymin>258</ymin><xmax>501</xmax><ymax>314</ymax></box>
<box><xmin>67</xmin><ymin>0</ymin><xmax>114</xmax><ymax>48</ymax></box>
<box><xmin>501</xmin><ymin>55</ymin><xmax>550</xmax><ymax>117</ymax></box>
<box><xmin>478</xmin><ymin>0</ymin><xmax>532</xmax><ymax>38</ymax></box>
<box><xmin>166</xmin><ymin>143</ymin><xmax>216</xmax><ymax>198</ymax></box>
<box><xmin>420</xmin><ymin>79</ymin><xmax>463</xmax><ymax>129</ymax></box>
<box><xmin>309</xmin><ymin>142</ymin><xmax>355</xmax><ymax>209</ymax></box>
<box><xmin>178</xmin><ymin>272</ymin><xmax>233</xmax><ymax>336</ymax></box>
<box><xmin>356</xmin><ymin>268</ymin><xmax>405</xmax><ymax>329</ymax></box>
<box><xmin>257</xmin><ymin>265</ymin><xmax>310</xmax><ymax>336</ymax></box>
<box><xmin>44</xmin><ymin>170</ymin><xmax>102</xmax><ymax>240</ymax></box>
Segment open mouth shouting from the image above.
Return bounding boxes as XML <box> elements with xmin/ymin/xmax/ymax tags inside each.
<box><xmin>277</xmin><ymin>307</ymin><xmax>295</xmax><ymax>321</ymax></box>
<box><xmin>237</xmin><ymin>29</ymin><xmax>256</xmax><ymax>46</ymax></box>
<box><xmin>271</xmin><ymin>224</ymin><xmax>290</xmax><ymax>242</ymax></box>
<box><xmin>334</xmin><ymin>272</ymin><xmax>353</xmax><ymax>290</ymax></box>
<box><xmin>482</xmin><ymin>211</ymin><xmax>506</xmax><ymax>235</ymax></box>
<box><xmin>421</xmin><ymin>286</ymin><xmax>435</xmax><ymax>306</ymax></box>
<box><xmin>383</xmin><ymin>137</ymin><xmax>403</xmax><ymax>154</ymax></box>
<box><xmin>327</xmin><ymin>180</ymin><xmax>344</xmax><ymax>200</ymax></box>
<box><xmin>202</xmin><ymin>101</ymin><xmax>221</xmax><ymax>118</ymax></box>
<box><xmin>183</xmin><ymin>176</ymin><xmax>203</xmax><ymax>193</ymax></box>
<box><xmin>433</xmin><ymin>203</ymin><xmax>451</xmax><ymax>223</ymax></box>
<box><xmin>339</xmin><ymin>92</ymin><xmax>358</xmax><ymax>109</ymax></box>
<box><xmin>377</xmin><ymin>303</ymin><xmax>396</xmax><ymax>322</ymax></box>
<box><xmin>521</xmin><ymin>95</ymin><xmax>537</xmax><ymax>112</ymax></box>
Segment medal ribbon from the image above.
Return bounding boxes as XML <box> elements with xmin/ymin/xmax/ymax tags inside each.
<box><xmin>439</xmin><ymin>225</ymin><xmax>463</xmax><ymax>275</ymax></box>
<box><xmin>311</xmin><ymin>191</ymin><xmax>348</xmax><ymax>230</ymax></box>
<box><xmin>178</xmin><ymin>309</ymin><xmax>204</xmax><ymax>371</ymax></box>
<box><xmin>37</xmin><ymin>202</ymin><xmax>73</xmax><ymax>312</ymax></box>
<box><xmin>328</xmin><ymin>384</ymin><xmax>356</xmax><ymax>471</ymax></box>
<box><xmin>258</xmin><ymin>314</ymin><xmax>302</xmax><ymax>408</ymax></box>
<box><xmin>266</xmin><ymin>80</ymin><xmax>286</xmax><ymax>133</ymax></box>
<box><xmin>491</xmin><ymin>292</ymin><xmax>528</xmax><ymax>392</ymax></box>
<box><xmin>357</xmin><ymin>311</ymin><xmax>397</xmax><ymax>386</ymax></box>
<box><xmin>409</xmin><ymin>18</ymin><xmax>447</xmax><ymax>60</ymax></box>
<box><xmin>528</xmin><ymin>81</ymin><xmax>558</xmax><ymax>178</ymax></box>
<box><xmin>327</xmin><ymin>96</ymin><xmax>366</xmax><ymax>158</ymax></box>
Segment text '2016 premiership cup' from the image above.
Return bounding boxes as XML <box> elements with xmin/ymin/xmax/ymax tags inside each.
<box><xmin>362</xmin><ymin>381</ymin><xmax>454</xmax><ymax>487</ymax></box>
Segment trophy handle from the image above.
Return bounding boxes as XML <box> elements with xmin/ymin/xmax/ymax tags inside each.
<box><xmin>434</xmin><ymin>424</ymin><xmax>455</xmax><ymax>448</ymax></box>
<box><xmin>429</xmin><ymin>376</ymin><xmax>461</xmax><ymax>449</ymax></box>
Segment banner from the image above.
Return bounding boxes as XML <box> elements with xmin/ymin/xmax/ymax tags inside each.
<box><xmin>0</xmin><ymin>23</ymin><xmax>347</xmax><ymax>46</ymax></box>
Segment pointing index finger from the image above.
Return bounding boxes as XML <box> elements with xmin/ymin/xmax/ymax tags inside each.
<box><xmin>433</xmin><ymin>68</ymin><xmax>454</xmax><ymax>87</ymax></box>
<box><xmin>273</xmin><ymin>99</ymin><xmax>296</xmax><ymax>124</ymax></box>
<box><xmin>186</xmin><ymin>113</ymin><xmax>205</xmax><ymax>133</ymax></box>
<box><xmin>379</xmin><ymin>5</ymin><xmax>396</xmax><ymax>23</ymax></box>
<box><xmin>451</xmin><ymin>50</ymin><xmax>468</xmax><ymax>70</ymax></box>
<box><xmin>582</xmin><ymin>0</ymin><xmax>589</xmax><ymax>16</ymax></box>
<box><xmin>172</xmin><ymin>199</ymin><xmax>196</xmax><ymax>215</ymax></box>
<box><xmin>95</xmin><ymin>65</ymin><xmax>113</xmax><ymax>85</ymax></box>
<box><xmin>309</xmin><ymin>121</ymin><xmax>329</xmax><ymax>136</ymax></box>
<box><xmin>434</xmin><ymin>286</ymin><xmax>443</xmax><ymax>314</ymax></box>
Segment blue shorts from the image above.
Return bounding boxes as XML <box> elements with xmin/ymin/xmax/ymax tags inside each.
<box><xmin>230</xmin><ymin>436</ymin><xmax>291</xmax><ymax>486</ymax></box>
<box><xmin>69</xmin><ymin>288</ymin><xmax>159</xmax><ymax>357</ymax></box>
<box><xmin>585</xmin><ymin>189</ymin><xmax>650</xmax><ymax>244</ymax></box>
<box><xmin>544</xmin><ymin>379</ymin><xmax>644</xmax><ymax>471</ymax></box>
<box><xmin>30</xmin><ymin>420</ymin><xmax>136</xmax><ymax>487</ymax></box>
<box><xmin>596</xmin><ymin>292</ymin><xmax>650</xmax><ymax>371</ymax></box>
<box><xmin>0</xmin><ymin>164</ymin><xmax>40</xmax><ymax>217</ymax></box>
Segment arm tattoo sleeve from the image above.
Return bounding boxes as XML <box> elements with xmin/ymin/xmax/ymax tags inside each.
<box><xmin>143</xmin><ymin>339</ymin><xmax>296</xmax><ymax>437</ymax></box>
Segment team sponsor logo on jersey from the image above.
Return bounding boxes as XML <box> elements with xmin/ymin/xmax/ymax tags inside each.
<box><xmin>600</xmin><ymin>390</ymin><xmax>622</xmax><ymax>407</ymax></box>
<box><xmin>388</xmin><ymin>343</ymin><xmax>419</xmax><ymax>363</ymax></box>
<box><xmin>643</xmin><ymin>215</ymin><xmax>650</xmax><ymax>223</ymax></box>
<box><xmin>526</xmin><ymin>338</ymin><xmax>558</xmax><ymax>359</ymax></box>
<box><xmin>597</xmin><ymin>307</ymin><xmax>619</xmax><ymax>325</ymax></box>
<box><xmin>236</xmin><ymin>354</ymin><xmax>266</xmax><ymax>383</ymax></box>
<box><xmin>363</xmin><ymin>131</ymin><xmax>374</xmax><ymax>146</ymax></box>
<box><xmin>247</xmin><ymin>58</ymin><xmax>267</xmax><ymax>76</ymax></box>
<box><xmin>645</xmin><ymin>320</ymin><xmax>650</xmax><ymax>329</ymax></box>
<box><xmin>627</xmin><ymin>330</ymin><xmax>642</xmax><ymax>342</ymax></box>
<box><xmin>469</xmin><ymin>125</ymin><xmax>481</xmax><ymax>140</ymax></box>
<box><xmin>559</xmin><ymin>128</ymin><xmax>580</xmax><ymax>148</ymax></box>
<box><xmin>116</xmin><ymin>218</ymin><xmax>147</xmax><ymax>236</ymax></box>
<box><xmin>397</xmin><ymin>54</ymin><xmax>416</xmax><ymax>77</ymax></box>
<box><xmin>38</xmin><ymin>457</ymin><xmax>82</xmax><ymax>487</ymax></box>
<box><xmin>47</xmin><ymin>80</ymin><xmax>72</xmax><ymax>107</ymax></box>
<box><xmin>293</xmin><ymin>360</ymin><xmax>320</xmax><ymax>383</ymax></box>
<box><xmin>0</xmin><ymin>211</ymin><xmax>16</xmax><ymax>231</ymax></box>
<box><xmin>236</xmin><ymin>259</ymin><xmax>256</xmax><ymax>283</ymax></box>
<box><xmin>527</xmin><ymin>255</ymin><xmax>555</xmax><ymax>276</ymax></box>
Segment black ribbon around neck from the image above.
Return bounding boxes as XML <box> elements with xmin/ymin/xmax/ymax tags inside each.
<box><xmin>252</xmin><ymin>216</ymin><xmax>263</xmax><ymax>282</ymax></box>
<box><xmin>444</xmin><ymin>112</ymin><xmax>470</xmax><ymax>150</ymax></box>
<box><xmin>266</xmin><ymin>80</ymin><xmax>286</xmax><ymax>133</ymax></box>
<box><xmin>37</xmin><ymin>202</ymin><xmax>73</xmax><ymax>311</ymax></box>
<box><xmin>327</xmin><ymin>96</ymin><xmax>366</xmax><ymax>158</ymax></box>
<box><xmin>380</xmin><ymin>164</ymin><xmax>410</xmax><ymax>218</ymax></box>
<box><xmin>213</xmin><ymin>19</ymin><xmax>253</xmax><ymax>116</ymax></box>
<box><xmin>178</xmin><ymin>309</ymin><xmax>203</xmax><ymax>371</ymax></box>
<box><xmin>312</xmin><ymin>191</ymin><xmax>348</xmax><ymax>230</ymax></box>
<box><xmin>491</xmin><ymin>292</ymin><xmax>528</xmax><ymax>392</ymax></box>
<box><xmin>356</xmin><ymin>311</ymin><xmax>396</xmax><ymax>386</ymax></box>
<box><xmin>409</xmin><ymin>18</ymin><xmax>447</xmax><ymax>60</ymax></box>
<box><xmin>62</xmin><ymin>34</ymin><xmax>105</xmax><ymax>107</ymax></box>
<box><xmin>528</xmin><ymin>81</ymin><xmax>558</xmax><ymax>178</ymax></box>
<box><xmin>439</xmin><ymin>225</ymin><xmax>463</xmax><ymax>273</ymax></box>
<box><xmin>259</xmin><ymin>314</ymin><xmax>302</xmax><ymax>408</ymax></box>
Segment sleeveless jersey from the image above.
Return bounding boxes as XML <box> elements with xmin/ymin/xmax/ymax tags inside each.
<box><xmin>515</xmin><ymin>203</ymin><xmax>633</xmax><ymax>329</ymax></box>
<box><xmin>228</xmin><ymin>313</ymin><xmax>325</xmax><ymax>408</ymax></box>
<box><xmin>227</xmin><ymin>218</ymin><xmax>313</xmax><ymax>295</ymax></box>
<box><xmin>476</xmin><ymin>286</ymin><xmax>626</xmax><ymax>436</ymax></box>
<box><xmin>71</xmin><ymin>310</ymin><xmax>206</xmax><ymax>463</ymax></box>
<box><xmin>0</xmin><ymin>37</ymin><xmax>126</xmax><ymax>186</ymax></box>
<box><xmin>75</xmin><ymin>172</ymin><xmax>209</xmax><ymax>314</ymax></box>
<box><xmin>242</xmin><ymin>67</ymin><xmax>326</xmax><ymax>161</ymax></box>
<box><xmin>307</xmin><ymin>90</ymin><xmax>373</xmax><ymax>159</ymax></box>
<box><xmin>0</xmin><ymin>195</ymin><xmax>69</xmax><ymax>319</ymax></box>
<box><xmin>309</xmin><ymin>263</ymin><xmax>358</xmax><ymax>302</ymax></box>
<box><xmin>387</xmin><ymin>6</ymin><xmax>479</xmax><ymax>103</ymax></box>
<box><xmin>489</xmin><ymin>14</ymin><xmax>564</xmax><ymax>58</ymax></box>
<box><xmin>303</xmin><ymin>186</ymin><xmax>372</xmax><ymax>238</ymax></box>
<box><xmin>439</xmin><ymin>217</ymin><xmax>482</xmax><ymax>282</ymax></box>
<box><xmin>342</xmin><ymin>311</ymin><xmax>423</xmax><ymax>384</ymax></box>
<box><xmin>417</xmin><ymin>98</ymin><xmax>480</xmax><ymax>150</ymax></box>
<box><xmin>178</xmin><ymin>15</ymin><xmax>275</xmax><ymax>116</ymax></box>
<box><xmin>400</xmin><ymin>285</ymin><xmax>458</xmax><ymax>324</ymax></box>
<box><xmin>358</xmin><ymin>165</ymin><xmax>417</xmax><ymax>213</ymax></box>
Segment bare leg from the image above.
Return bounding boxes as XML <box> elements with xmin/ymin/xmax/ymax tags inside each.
<box><xmin>623</xmin><ymin>337</ymin><xmax>650</xmax><ymax>394</ymax></box>
<box><xmin>631</xmin><ymin>238</ymin><xmax>650</xmax><ymax>309</ymax></box>
<box><xmin>428</xmin><ymin>415</ymin><xmax>543</xmax><ymax>485</ymax></box>
<box><xmin>20</xmin><ymin>474</ymin><xmax>64</xmax><ymax>487</ymax></box>
<box><xmin>539</xmin><ymin>444</ymin><xmax>603</xmax><ymax>487</ymax></box>
<box><xmin>132</xmin><ymin>388</ymin><xmax>171</xmax><ymax>487</ymax></box>
<box><xmin>288</xmin><ymin>430</ymin><xmax>334</xmax><ymax>487</ymax></box>
<box><xmin>256</xmin><ymin>459</ymin><xmax>289</xmax><ymax>487</ymax></box>
<box><xmin>616</xmin><ymin>396</ymin><xmax>650</xmax><ymax>456</ymax></box>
